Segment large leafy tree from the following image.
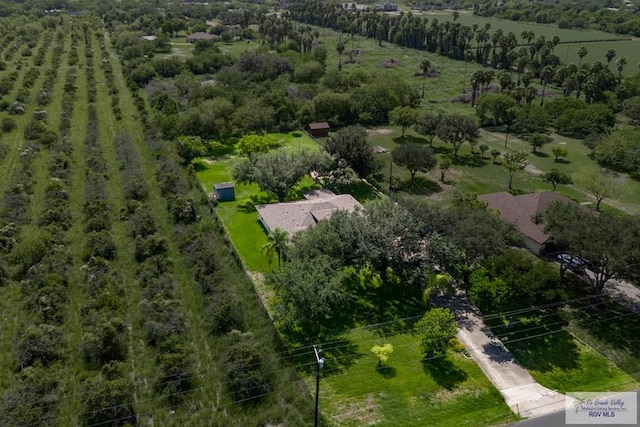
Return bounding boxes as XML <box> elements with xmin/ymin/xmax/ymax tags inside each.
<box><xmin>623</xmin><ymin>96</ymin><xmax>640</xmax><ymax>124</ymax></box>
<box><xmin>176</xmin><ymin>135</ymin><xmax>210</xmax><ymax>165</ymax></box>
<box><xmin>237</xmin><ymin>133</ymin><xmax>270</xmax><ymax>158</ymax></box>
<box><xmin>544</xmin><ymin>202</ymin><xmax>640</xmax><ymax>292</ymax></box>
<box><xmin>324</xmin><ymin>125</ymin><xmax>378</xmax><ymax>178</ymax></box>
<box><xmin>573</xmin><ymin>169</ymin><xmax>621</xmax><ymax>212</ymax></box>
<box><xmin>414</xmin><ymin>111</ymin><xmax>442</xmax><ymax>147</ymax></box>
<box><xmin>232</xmin><ymin>151</ymin><xmax>309</xmax><ymax>202</ymax></box>
<box><xmin>542</xmin><ymin>168</ymin><xmax>572</xmax><ymax>191</ymax></box>
<box><xmin>404</xmin><ymin>201</ymin><xmax>517</xmax><ymax>284</ymax></box>
<box><xmin>436</xmin><ymin>113</ymin><xmax>479</xmax><ymax>158</ymax></box>
<box><xmin>475</xmin><ymin>93</ymin><xmax>516</xmax><ymax>127</ymax></box>
<box><xmin>389</xmin><ymin>106</ymin><xmax>419</xmax><ymax>138</ymax></box>
<box><xmin>290</xmin><ymin>199</ymin><xmax>440</xmax><ymax>287</ymax></box>
<box><xmin>414</xmin><ymin>308</ymin><xmax>458</xmax><ymax>359</ymax></box>
<box><xmin>503</xmin><ymin>151</ymin><xmax>528</xmax><ymax>190</ymax></box>
<box><xmin>392</xmin><ymin>143</ymin><xmax>437</xmax><ymax>181</ymax></box>
<box><xmin>268</xmin><ymin>256</ymin><xmax>351</xmax><ymax>342</ymax></box>
<box><xmin>592</xmin><ymin>128</ymin><xmax>640</xmax><ymax>175</ymax></box>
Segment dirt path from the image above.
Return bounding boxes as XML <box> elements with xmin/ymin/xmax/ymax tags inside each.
<box><xmin>567</xmin><ymin>184</ymin><xmax>638</xmax><ymax>215</ymax></box>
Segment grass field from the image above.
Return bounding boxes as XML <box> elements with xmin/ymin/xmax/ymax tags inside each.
<box><xmin>394</xmin><ymin>10</ymin><xmax>640</xmax><ymax>72</ymax></box>
<box><xmin>364</xmin><ymin>125</ymin><xmax>640</xmax><ymax>214</ymax></box>
<box><xmin>323</xmin><ymin>29</ymin><xmax>497</xmax><ymax>114</ymax></box>
<box><xmin>307</xmin><ymin>327</ymin><xmax>518</xmax><ymax>426</ymax></box>
<box><xmin>408</xmin><ymin>10</ymin><xmax>630</xmax><ymax>43</ymax></box>
<box><xmin>504</xmin><ymin>323</ymin><xmax>639</xmax><ymax>394</ymax></box>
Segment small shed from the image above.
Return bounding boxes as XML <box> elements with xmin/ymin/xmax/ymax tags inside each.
<box><xmin>213</xmin><ymin>182</ymin><xmax>235</xmax><ymax>201</ymax></box>
<box><xmin>308</xmin><ymin>122</ymin><xmax>330</xmax><ymax>138</ymax></box>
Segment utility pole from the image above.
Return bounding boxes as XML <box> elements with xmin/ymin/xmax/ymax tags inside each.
<box><xmin>313</xmin><ymin>345</ymin><xmax>325</xmax><ymax>427</ymax></box>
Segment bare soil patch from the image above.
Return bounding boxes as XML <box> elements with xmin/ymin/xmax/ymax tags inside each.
<box><xmin>367</xmin><ymin>128</ymin><xmax>394</xmax><ymax>135</ymax></box>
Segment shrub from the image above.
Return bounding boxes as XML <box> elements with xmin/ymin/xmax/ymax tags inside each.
<box><xmin>205</xmin><ymin>289</ymin><xmax>243</xmax><ymax>335</ymax></box>
<box><xmin>83</xmin><ymin>231</ymin><xmax>117</xmax><ymax>261</ymax></box>
<box><xmin>82</xmin><ymin>363</ymin><xmax>136</xmax><ymax>426</ymax></box>
<box><xmin>80</xmin><ymin>318</ymin><xmax>128</xmax><ymax>364</ymax></box>
<box><xmin>140</xmin><ymin>298</ymin><xmax>185</xmax><ymax>346</ymax></box>
<box><xmin>1</xmin><ymin>117</ymin><xmax>17</xmax><ymax>132</ymax></box>
<box><xmin>224</xmin><ymin>331</ymin><xmax>272</xmax><ymax>402</ymax></box>
<box><xmin>23</xmin><ymin>121</ymin><xmax>47</xmax><ymax>141</ymax></box>
<box><xmin>0</xmin><ymin>366</ymin><xmax>60</xmax><ymax>426</ymax></box>
<box><xmin>414</xmin><ymin>308</ymin><xmax>457</xmax><ymax>359</ymax></box>
<box><xmin>155</xmin><ymin>336</ymin><xmax>193</xmax><ymax>405</ymax></box>
<box><xmin>134</xmin><ymin>233</ymin><xmax>168</xmax><ymax>262</ymax></box>
<box><xmin>8</xmin><ymin>101</ymin><xmax>26</xmax><ymax>115</ymax></box>
<box><xmin>128</xmin><ymin>208</ymin><xmax>157</xmax><ymax>238</ymax></box>
<box><xmin>168</xmin><ymin>195</ymin><xmax>198</xmax><ymax>224</ymax></box>
<box><xmin>14</xmin><ymin>323</ymin><xmax>62</xmax><ymax>369</ymax></box>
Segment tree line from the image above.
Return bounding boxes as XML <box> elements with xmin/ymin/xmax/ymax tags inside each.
<box><xmin>472</xmin><ymin>0</ymin><xmax>640</xmax><ymax>37</ymax></box>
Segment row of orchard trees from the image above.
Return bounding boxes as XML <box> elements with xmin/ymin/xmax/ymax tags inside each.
<box><xmin>101</xmin><ymin>7</ymin><xmax>318</xmax><ymax>425</ymax></box>
<box><xmin>0</xmin><ymin>17</ymin><xmax>67</xmax><ymax>426</ymax></box>
<box><xmin>0</xmin><ymin>12</ymin><xmax>314</xmax><ymax>426</ymax></box>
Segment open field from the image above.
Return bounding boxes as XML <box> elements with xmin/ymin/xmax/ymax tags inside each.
<box><xmin>305</xmin><ymin>325</ymin><xmax>518</xmax><ymax>426</ymax></box>
<box><xmin>402</xmin><ymin>10</ymin><xmax>640</xmax><ymax>72</ymax></box>
<box><xmin>364</xmin><ymin>126</ymin><xmax>640</xmax><ymax>214</ymax></box>
<box><xmin>559</xmin><ymin>40</ymin><xmax>640</xmax><ymax>71</ymax></box>
<box><xmin>320</xmin><ymin>29</ymin><xmax>505</xmax><ymax>114</ymax></box>
<box><xmin>406</xmin><ymin>10</ymin><xmax>630</xmax><ymax>43</ymax></box>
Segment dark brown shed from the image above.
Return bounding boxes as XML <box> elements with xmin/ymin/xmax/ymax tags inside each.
<box><xmin>307</xmin><ymin>122</ymin><xmax>330</xmax><ymax>138</ymax></box>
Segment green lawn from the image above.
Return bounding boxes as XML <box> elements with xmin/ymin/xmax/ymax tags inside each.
<box><xmin>366</xmin><ymin>125</ymin><xmax>640</xmax><ymax>214</ymax></box>
<box><xmin>488</xmin><ymin>276</ymin><xmax>640</xmax><ymax>396</ymax></box>
<box><xmin>508</xmin><ymin>332</ymin><xmax>639</xmax><ymax>393</ymax></box>
<box><xmin>414</xmin><ymin>11</ymin><xmax>639</xmax><ymax>72</ymax></box>
<box><xmin>310</xmin><ymin>328</ymin><xmax>518</xmax><ymax>427</ymax></box>
<box><xmin>564</xmin><ymin>299</ymin><xmax>640</xmax><ymax>385</ymax></box>
<box><xmin>414</xmin><ymin>10</ymin><xmax>629</xmax><ymax>42</ymax></box>
<box><xmin>194</xmin><ymin>132</ymin><xmax>324</xmax><ymax>273</ymax></box>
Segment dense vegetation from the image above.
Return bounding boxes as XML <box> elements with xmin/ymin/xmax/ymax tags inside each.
<box><xmin>0</xmin><ymin>0</ymin><xmax>639</xmax><ymax>425</ymax></box>
<box><xmin>0</xmin><ymin>11</ymin><xmax>314</xmax><ymax>426</ymax></box>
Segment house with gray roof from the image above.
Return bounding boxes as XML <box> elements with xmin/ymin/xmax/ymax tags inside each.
<box><xmin>256</xmin><ymin>190</ymin><xmax>362</xmax><ymax>235</ymax></box>
<box><xmin>478</xmin><ymin>191</ymin><xmax>574</xmax><ymax>255</ymax></box>
<box><xmin>186</xmin><ymin>32</ymin><xmax>215</xmax><ymax>43</ymax></box>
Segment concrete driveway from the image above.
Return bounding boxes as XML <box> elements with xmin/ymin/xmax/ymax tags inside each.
<box><xmin>433</xmin><ymin>289</ymin><xmax>576</xmax><ymax>418</ymax></box>
<box><xmin>604</xmin><ymin>278</ymin><xmax>640</xmax><ymax>314</ymax></box>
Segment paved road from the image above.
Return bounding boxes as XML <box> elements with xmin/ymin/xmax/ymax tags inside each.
<box><xmin>433</xmin><ymin>289</ymin><xmax>576</xmax><ymax>418</ymax></box>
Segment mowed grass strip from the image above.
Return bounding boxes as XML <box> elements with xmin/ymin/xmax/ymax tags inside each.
<box><xmin>312</xmin><ymin>329</ymin><xmax>518</xmax><ymax>427</ymax></box>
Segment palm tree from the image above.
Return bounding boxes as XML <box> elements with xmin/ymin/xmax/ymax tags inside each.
<box><xmin>262</xmin><ymin>228</ymin><xmax>289</xmax><ymax>268</ymax></box>
<box><xmin>540</xmin><ymin>65</ymin><xmax>555</xmax><ymax>107</ymax></box>
<box><xmin>605</xmin><ymin>48</ymin><xmax>616</xmax><ymax>67</ymax></box>
<box><xmin>462</xmin><ymin>49</ymin><xmax>474</xmax><ymax>92</ymax></box>
<box><xmin>616</xmin><ymin>56</ymin><xmax>627</xmax><ymax>78</ymax></box>
<box><xmin>336</xmin><ymin>40</ymin><xmax>345</xmax><ymax>70</ymax></box>
<box><xmin>577</xmin><ymin>46</ymin><xmax>588</xmax><ymax>66</ymax></box>
<box><xmin>420</xmin><ymin>59</ymin><xmax>431</xmax><ymax>98</ymax></box>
